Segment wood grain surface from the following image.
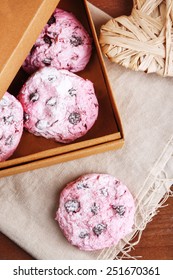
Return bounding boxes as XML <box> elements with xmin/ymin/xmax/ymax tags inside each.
<box><xmin>0</xmin><ymin>0</ymin><xmax>173</xmax><ymax>260</ymax></box>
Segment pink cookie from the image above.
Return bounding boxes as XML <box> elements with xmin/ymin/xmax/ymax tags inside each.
<box><xmin>56</xmin><ymin>174</ymin><xmax>135</xmax><ymax>251</ymax></box>
<box><xmin>0</xmin><ymin>92</ymin><xmax>23</xmax><ymax>162</ymax></box>
<box><xmin>23</xmin><ymin>8</ymin><xmax>92</xmax><ymax>74</ymax></box>
<box><xmin>17</xmin><ymin>67</ymin><xmax>98</xmax><ymax>143</ymax></box>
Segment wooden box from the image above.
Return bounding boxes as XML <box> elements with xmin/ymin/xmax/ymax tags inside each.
<box><xmin>0</xmin><ymin>0</ymin><xmax>124</xmax><ymax>178</ymax></box>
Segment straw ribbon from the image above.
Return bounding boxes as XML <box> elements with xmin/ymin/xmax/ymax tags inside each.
<box><xmin>99</xmin><ymin>0</ymin><xmax>173</xmax><ymax>76</ymax></box>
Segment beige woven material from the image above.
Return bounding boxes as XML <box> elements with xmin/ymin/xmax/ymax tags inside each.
<box><xmin>99</xmin><ymin>0</ymin><xmax>173</xmax><ymax>76</ymax></box>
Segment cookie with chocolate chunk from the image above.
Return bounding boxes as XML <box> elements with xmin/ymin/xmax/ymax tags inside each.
<box><xmin>56</xmin><ymin>173</ymin><xmax>135</xmax><ymax>251</ymax></box>
<box><xmin>23</xmin><ymin>8</ymin><xmax>92</xmax><ymax>74</ymax></box>
<box><xmin>17</xmin><ymin>67</ymin><xmax>98</xmax><ymax>143</ymax></box>
<box><xmin>0</xmin><ymin>92</ymin><xmax>23</xmax><ymax>161</ymax></box>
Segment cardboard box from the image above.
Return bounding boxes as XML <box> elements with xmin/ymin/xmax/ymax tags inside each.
<box><xmin>0</xmin><ymin>0</ymin><xmax>124</xmax><ymax>178</ymax></box>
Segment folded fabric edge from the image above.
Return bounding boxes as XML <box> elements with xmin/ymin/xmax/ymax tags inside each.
<box><xmin>97</xmin><ymin>135</ymin><xmax>173</xmax><ymax>260</ymax></box>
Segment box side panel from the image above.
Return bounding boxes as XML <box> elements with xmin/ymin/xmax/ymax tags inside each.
<box><xmin>0</xmin><ymin>0</ymin><xmax>60</xmax><ymax>98</ymax></box>
<box><xmin>0</xmin><ymin>133</ymin><xmax>121</xmax><ymax>169</ymax></box>
<box><xmin>83</xmin><ymin>0</ymin><xmax>124</xmax><ymax>140</ymax></box>
<box><xmin>0</xmin><ymin>139</ymin><xmax>124</xmax><ymax>178</ymax></box>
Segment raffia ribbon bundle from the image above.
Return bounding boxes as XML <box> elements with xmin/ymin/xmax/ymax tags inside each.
<box><xmin>99</xmin><ymin>0</ymin><xmax>173</xmax><ymax>76</ymax></box>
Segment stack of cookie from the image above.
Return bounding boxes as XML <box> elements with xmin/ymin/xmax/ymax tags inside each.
<box><xmin>0</xmin><ymin>8</ymin><xmax>98</xmax><ymax>161</ymax></box>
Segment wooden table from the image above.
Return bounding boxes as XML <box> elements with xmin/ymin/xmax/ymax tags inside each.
<box><xmin>0</xmin><ymin>0</ymin><xmax>173</xmax><ymax>260</ymax></box>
